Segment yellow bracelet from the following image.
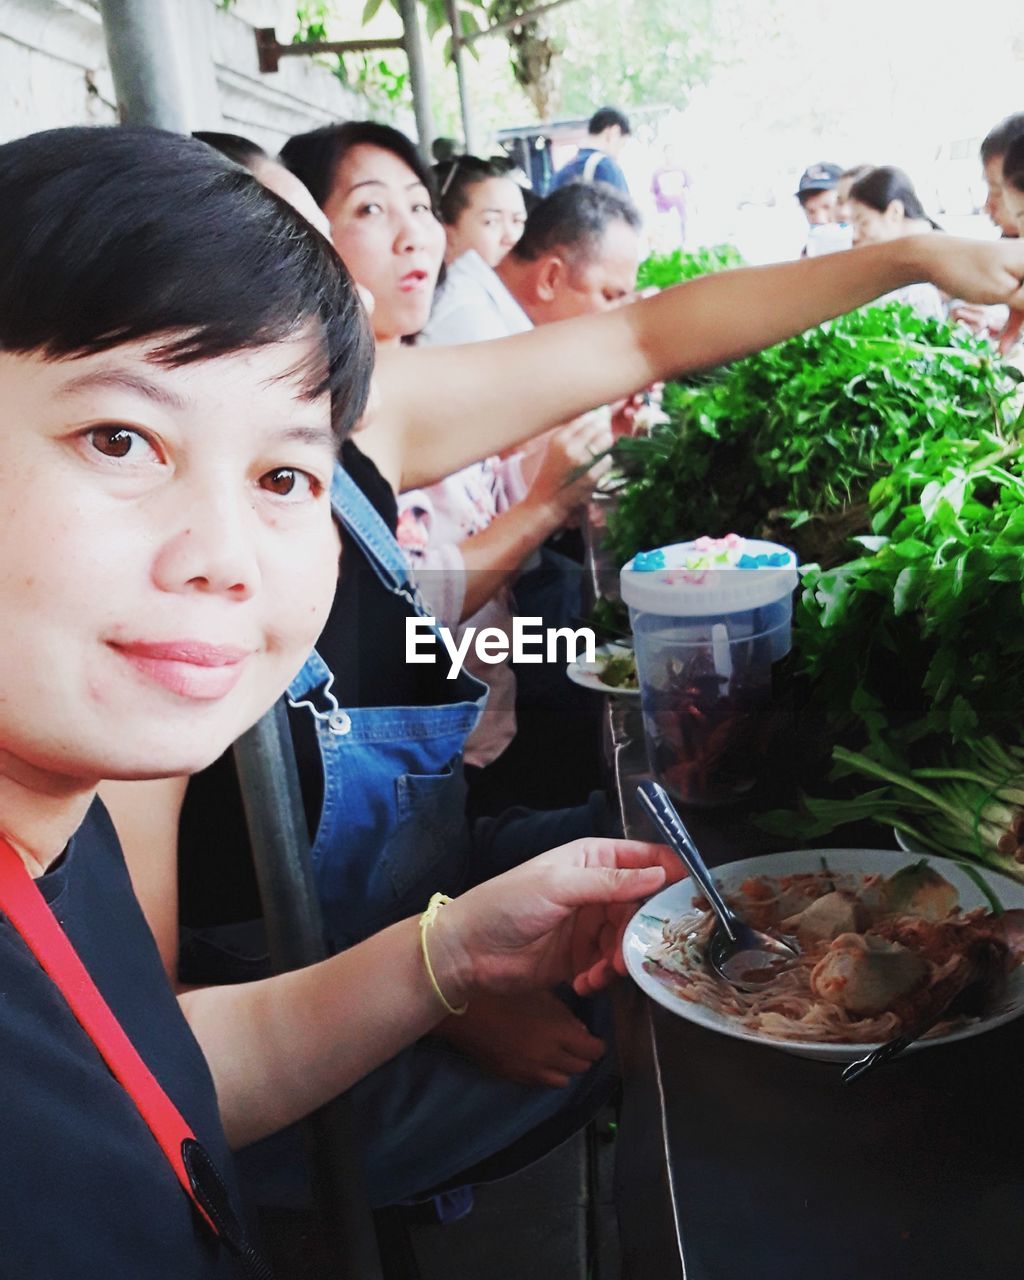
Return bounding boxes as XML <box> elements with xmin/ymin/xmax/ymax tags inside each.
<box><xmin>419</xmin><ymin>892</ymin><xmax>468</xmax><ymax>1017</ymax></box>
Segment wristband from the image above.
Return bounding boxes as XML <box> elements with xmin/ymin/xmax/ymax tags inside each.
<box><xmin>419</xmin><ymin>892</ymin><xmax>468</xmax><ymax>1017</ymax></box>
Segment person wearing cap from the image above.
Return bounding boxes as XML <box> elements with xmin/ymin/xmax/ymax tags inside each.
<box><xmin>551</xmin><ymin>107</ymin><xmax>632</xmax><ymax>194</ymax></box>
<box><xmin>796</xmin><ymin>161</ymin><xmax>843</xmax><ymax>225</ymax></box>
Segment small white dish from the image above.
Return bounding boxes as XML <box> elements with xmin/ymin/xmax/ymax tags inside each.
<box><xmin>623</xmin><ymin>847</ymin><xmax>1024</xmax><ymax>1062</ymax></box>
<box><xmin>566</xmin><ymin>643</ymin><xmax>640</xmax><ymax>698</ymax></box>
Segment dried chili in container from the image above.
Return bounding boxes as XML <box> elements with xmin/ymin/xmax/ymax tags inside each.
<box><xmin>621</xmin><ymin>535</ymin><xmax>798</xmax><ymax>807</ymax></box>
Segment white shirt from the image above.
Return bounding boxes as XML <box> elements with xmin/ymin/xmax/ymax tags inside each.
<box><xmin>422</xmin><ymin>249</ymin><xmax>532</xmax><ymax>346</ymax></box>
<box><xmin>399</xmin><ymin>253</ymin><xmax>533</xmax><ymax>767</ymax></box>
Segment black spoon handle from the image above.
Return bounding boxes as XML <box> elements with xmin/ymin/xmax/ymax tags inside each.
<box><xmin>842</xmin><ymin>1031</ymin><xmax>920</xmax><ymax>1083</ymax></box>
<box><xmin>842</xmin><ymin>972</ymin><xmax>982</xmax><ymax>1084</ymax></box>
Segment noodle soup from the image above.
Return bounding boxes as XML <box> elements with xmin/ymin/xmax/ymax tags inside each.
<box><xmin>640</xmin><ymin>858</ymin><xmax>1024</xmax><ymax>1048</ymax></box>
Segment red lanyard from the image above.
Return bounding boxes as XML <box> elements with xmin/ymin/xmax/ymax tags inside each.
<box><xmin>0</xmin><ymin>833</ymin><xmax>272</xmax><ymax>1277</ymax></box>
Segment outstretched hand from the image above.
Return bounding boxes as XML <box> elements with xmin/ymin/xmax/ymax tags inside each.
<box><xmin>919</xmin><ymin>236</ymin><xmax>1024</xmax><ymax>310</ymax></box>
<box><xmin>433</xmin><ymin>839</ymin><xmax>683</xmax><ymax>1005</ymax></box>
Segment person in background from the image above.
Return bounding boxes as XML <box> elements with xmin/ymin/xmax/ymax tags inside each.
<box><xmin>847</xmin><ymin>165</ymin><xmax>940</xmax><ymax>244</ymax></box>
<box><xmin>995</xmin><ymin>134</ymin><xmax>1024</xmax><ymax>356</ymax></box>
<box><xmin>847</xmin><ymin>165</ymin><xmax>945</xmax><ymax>319</ymax></box>
<box><xmin>434</xmin><ymin>154</ymin><xmax>527</xmax><ymax>267</ymax></box>
<box><xmin>192</xmin><ymin>131</ymin><xmax>331</xmax><ymax>240</ymax></box>
<box><xmin>551</xmin><ymin>106</ymin><xmax>632</xmax><ymax>194</ymax></box>
<box><xmin>835</xmin><ymin>163</ymin><xmax>873</xmax><ymax>225</ymax></box>
<box><xmin>999</xmin><ymin>133</ymin><xmax>1024</xmax><ymax>226</ymax></box>
<box><xmin>425</xmin><ymin>181</ymin><xmax>642</xmax><ymax>344</ymax></box>
<box><xmin>409</xmin><ymin>183</ymin><xmax>644</xmax><ymax>809</ymax></box>
<box><xmin>650</xmin><ymin>143</ymin><xmax>691</xmax><ymax>247</ymax></box>
<box><xmin>795</xmin><ymin>161</ymin><xmax>843</xmax><ymax>225</ymax></box>
<box><xmin>432</xmin><ymin>135</ymin><xmax>458</xmax><ymax>164</ymax></box>
<box><xmin>950</xmin><ymin>115</ymin><xmax>1024</xmax><ymax>338</ymax></box>
<box><xmin>980</xmin><ymin>113</ymin><xmax>1024</xmax><ymax>238</ymax></box>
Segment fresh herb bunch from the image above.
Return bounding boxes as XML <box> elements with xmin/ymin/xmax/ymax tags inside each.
<box><xmin>604</xmin><ymin>304</ymin><xmax>1013</xmax><ymax>567</ymax></box>
<box><xmin>795</xmin><ymin>429</ymin><xmax>1024</xmax><ymax>755</ymax></box>
<box><xmin>635</xmin><ymin>243</ymin><xmax>744</xmax><ymax>291</ymax></box>
<box><xmin>761</xmin><ymin>739</ymin><xmax>1024</xmax><ymax>889</ymax></box>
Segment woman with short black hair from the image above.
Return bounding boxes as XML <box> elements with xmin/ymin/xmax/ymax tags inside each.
<box><xmin>0</xmin><ymin>124</ymin><xmax>681</xmax><ymax>1275</ymax></box>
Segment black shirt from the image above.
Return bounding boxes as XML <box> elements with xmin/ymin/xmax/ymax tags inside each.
<box><xmin>179</xmin><ymin>441</ymin><xmax>455</xmax><ymax>928</ymax></box>
<box><xmin>0</xmin><ymin>800</ymin><xmax>241</xmax><ymax>1277</ymax></box>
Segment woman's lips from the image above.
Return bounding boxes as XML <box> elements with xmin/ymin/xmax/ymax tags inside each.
<box><xmin>109</xmin><ymin>640</ymin><xmax>252</xmax><ymax>701</ymax></box>
<box><xmin>398</xmin><ymin>269</ymin><xmax>429</xmax><ymax>293</ymax></box>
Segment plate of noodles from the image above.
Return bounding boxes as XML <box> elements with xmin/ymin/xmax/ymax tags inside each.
<box><xmin>624</xmin><ymin>848</ymin><xmax>1024</xmax><ymax>1061</ymax></box>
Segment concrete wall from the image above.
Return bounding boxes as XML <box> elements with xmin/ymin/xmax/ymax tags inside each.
<box><xmin>0</xmin><ymin>0</ymin><xmax>366</xmax><ymax>150</ymax></box>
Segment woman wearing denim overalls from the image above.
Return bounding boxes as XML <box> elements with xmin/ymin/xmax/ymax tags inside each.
<box><xmin>176</xmin><ymin>446</ymin><xmax>616</xmax><ymax>1209</ymax></box>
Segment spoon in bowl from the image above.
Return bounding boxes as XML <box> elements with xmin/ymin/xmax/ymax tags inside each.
<box><xmin>636</xmin><ymin>781</ymin><xmax>801</xmax><ymax>992</ymax></box>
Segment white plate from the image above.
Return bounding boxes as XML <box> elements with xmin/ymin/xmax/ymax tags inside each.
<box><xmin>623</xmin><ymin>847</ymin><xmax>1024</xmax><ymax>1062</ymax></box>
<box><xmin>566</xmin><ymin>643</ymin><xmax>640</xmax><ymax>698</ymax></box>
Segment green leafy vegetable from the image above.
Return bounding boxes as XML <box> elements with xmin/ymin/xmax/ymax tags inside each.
<box><xmin>598</xmin><ymin>652</ymin><xmax>638</xmax><ymax>689</ymax></box>
<box><xmin>635</xmin><ymin>244</ymin><xmax>744</xmax><ymax>291</ymax></box>
<box><xmin>760</xmin><ymin>739</ymin><xmax>1024</xmax><ymax>891</ymax></box>
<box><xmin>604</xmin><ymin>304</ymin><xmax>1015</xmax><ymax>569</ymax></box>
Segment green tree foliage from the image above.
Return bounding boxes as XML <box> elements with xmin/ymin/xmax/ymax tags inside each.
<box><xmin>546</xmin><ymin>0</ymin><xmax>716</xmax><ymax>117</ymax></box>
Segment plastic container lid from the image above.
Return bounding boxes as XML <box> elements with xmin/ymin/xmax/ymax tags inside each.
<box><xmin>620</xmin><ymin>535</ymin><xmax>799</xmax><ymax>617</ymax></box>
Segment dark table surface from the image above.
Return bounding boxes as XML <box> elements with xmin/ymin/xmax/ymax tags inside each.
<box><xmin>606</xmin><ymin>699</ymin><xmax>1024</xmax><ymax>1280</ymax></box>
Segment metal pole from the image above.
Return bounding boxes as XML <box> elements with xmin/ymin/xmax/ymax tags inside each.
<box><xmin>234</xmin><ymin>703</ymin><xmax>383</xmax><ymax>1280</ymax></box>
<box><xmin>445</xmin><ymin>0</ymin><xmax>477</xmax><ymax>154</ymax></box>
<box><xmin>97</xmin><ymin>0</ymin><xmax>193</xmax><ymax>131</ymax></box>
<box><xmin>396</xmin><ymin>0</ymin><xmax>434</xmax><ymax>159</ymax></box>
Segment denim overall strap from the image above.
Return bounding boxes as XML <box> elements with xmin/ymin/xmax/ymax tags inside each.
<box><xmin>330</xmin><ymin>461</ymin><xmax>423</xmax><ymax>607</ymax></box>
<box><xmin>288</xmin><ymin>462</ymin><xmax>427</xmax><ymax>706</ymax></box>
<box><xmin>287</xmin><ymin>459</ymin><xmax>487</xmax><ymax>710</ymax></box>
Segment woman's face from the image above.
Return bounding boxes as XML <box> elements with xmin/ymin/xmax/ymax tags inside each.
<box><xmin>834</xmin><ymin>176</ymin><xmax>856</xmax><ymax>224</ymax></box>
<box><xmin>446</xmin><ymin>176</ymin><xmax>527</xmax><ymax>267</ymax></box>
<box><xmin>1001</xmin><ymin>180</ymin><xmax>1024</xmax><ymax>238</ymax></box>
<box><xmin>323</xmin><ymin>144</ymin><xmax>446</xmax><ymax>344</ymax></box>
<box><xmin>0</xmin><ymin>337</ymin><xmax>340</xmax><ymax>788</ymax></box>
<box><xmin>849</xmin><ymin>198</ymin><xmax>904</xmax><ymax>246</ymax></box>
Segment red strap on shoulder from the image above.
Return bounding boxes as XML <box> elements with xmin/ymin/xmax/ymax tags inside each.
<box><xmin>0</xmin><ymin>835</ymin><xmax>214</xmax><ymax>1233</ymax></box>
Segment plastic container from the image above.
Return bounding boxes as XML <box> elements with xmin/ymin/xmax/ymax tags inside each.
<box><xmin>805</xmin><ymin>221</ymin><xmax>853</xmax><ymax>257</ymax></box>
<box><xmin>620</xmin><ymin>535</ymin><xmax>798</xmax><ymax>807</ymax></box>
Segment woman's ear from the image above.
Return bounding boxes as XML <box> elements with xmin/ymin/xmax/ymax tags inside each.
<box><xmin>886</xmin><ymin>198</ymin><xmax>906</xmax><ymax>225</ymax></box>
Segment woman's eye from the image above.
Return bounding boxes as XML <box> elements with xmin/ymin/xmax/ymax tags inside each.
<box><xmin>86</xmin><ymin>425</ymin><xmax>158</xmax><ymax>462</ymax></box>
<box><xmin>358</xmin><ymin>201</ymin><xmax>384</xmax><ymax>216</ymax></box>
<box><xmin>259</xmin><ymin>468</ymin><xmax>319</xmax><ymax>500</ymax></box>
<box><xmin>412</xmin><ymin>201</ymin><xmax>433</xmax><ymax>215</ymax></box>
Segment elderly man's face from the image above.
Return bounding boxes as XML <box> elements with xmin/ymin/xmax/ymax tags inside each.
<box><xmin>546</xmin><ymin>220</ymin><xmax>642</xmax><ymax>323</ymax></box>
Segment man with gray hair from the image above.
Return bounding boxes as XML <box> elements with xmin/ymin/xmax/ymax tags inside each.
<box><xmin>423</xmin><ymin>180</ymin><xmax>643</xmax><ymax>344</ymax></box>
<box><xmin>408</xmin><ymin>182</ymin><xmax>644</xmax><ymax>813</ymax></box>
